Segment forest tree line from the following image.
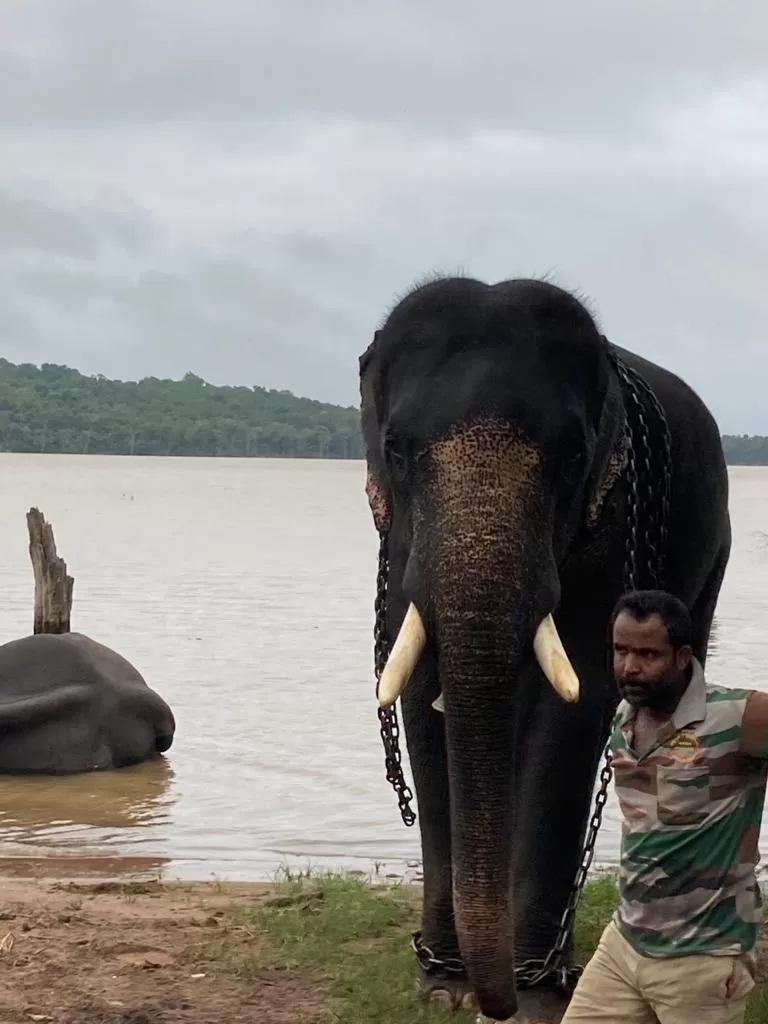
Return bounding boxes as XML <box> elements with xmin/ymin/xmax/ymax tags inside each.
<box><xmin>0</xmin><ymin>358</ymin><xmax>766</xmax><ymax>464</ymax></box>
<box><xmin>0</xmin><ymin>360</ymin><xmax>363</xmax><ymax>459</ymax></box>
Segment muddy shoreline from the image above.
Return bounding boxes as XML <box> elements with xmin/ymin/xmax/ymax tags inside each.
<box><xmin>3</xmin><ymin>868</ymin><xmax>768</xmax><ymax>1023</ymax></box>
<box><xmin>0</xmin><ymin>875</ymin><xmax>326</xmax><ymax>1024</ymax></box>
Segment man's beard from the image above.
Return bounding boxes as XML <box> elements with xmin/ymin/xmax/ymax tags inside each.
<box><xmin>617</xmin><ymin>672</ymin><xmax>682</xmax><ymax>711</ymax></box>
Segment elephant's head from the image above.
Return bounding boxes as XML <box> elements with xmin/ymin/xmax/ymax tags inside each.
<box><xmin>359</xmin><ymin>276</ymin><xmax>626</xmax><ymax>1019</ymax></box>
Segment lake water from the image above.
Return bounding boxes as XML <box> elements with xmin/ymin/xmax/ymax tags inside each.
<box><xmin>0</xmin><ymin>455</ymin><xmax>766</xmax><ymax>883</ymax></box>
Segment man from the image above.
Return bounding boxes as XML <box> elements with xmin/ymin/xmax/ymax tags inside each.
<box><xmin>561</xmin><ymin>588</ymin><xmax>768</xmax><ymax>1023</ymax></box>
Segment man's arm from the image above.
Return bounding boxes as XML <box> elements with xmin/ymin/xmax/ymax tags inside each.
<box><xmin>738</xmin><ymin>691</ymin><xmax>768</xmax><ymax>758</ymax></box>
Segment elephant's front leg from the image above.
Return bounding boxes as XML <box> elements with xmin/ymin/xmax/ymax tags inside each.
<box><xmin>505</xmin><ymin>663</ymin><xmax>611</xmax><ymax>1024</ymax></box>
<box><xmin>401</xmin><ymin>662</ymin><xmax>475</xmax><ymax>1011</ymax></box>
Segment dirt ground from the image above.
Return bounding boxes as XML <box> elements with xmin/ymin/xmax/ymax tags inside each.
<box><xmin>0</xmin><ymin>871</ymin><xmax>327</xmax><ymax>1024</ymax></box>
<box><xmin>5</xmin><ymin>866</ymin><xmax>768</xmax><ymax>1024</ymax></box>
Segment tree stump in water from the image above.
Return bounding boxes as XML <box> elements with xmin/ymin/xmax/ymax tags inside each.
<box><xmin>26</xmin><ymin>507</ymin><xmax>74</xmax><ymax>634</ymax></box>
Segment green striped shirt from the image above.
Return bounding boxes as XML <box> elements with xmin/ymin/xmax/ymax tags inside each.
<box><xmin>610</xmin><ymin>659</ymin><xmax>768</xmax><ymax>957</ymax></box>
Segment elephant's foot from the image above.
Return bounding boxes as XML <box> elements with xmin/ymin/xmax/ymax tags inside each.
<box><xmin>417</xmin><ymin>970</ymin><xmax>568</xmax><ymax>1018</ymax></box>
<box><xmin>417</xmin><ymin>969</ymin><xmax>476</xmax><ymax>1011</ymax></box>
<box><xmin>475</xmin><ymin>984</ymin><xmax>570</xmax><ymax>1023</ymax></box>
<box><xmin>412</xmin><ymin>930</ymin><xmax>475</xmax><ymax>1010</ymax></box>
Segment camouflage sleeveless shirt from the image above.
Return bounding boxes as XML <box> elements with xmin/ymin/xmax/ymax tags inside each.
<box><xmin>610</xmin><ymin>659</ymin><xmax>768</xmax><ymax>957</ymax></box>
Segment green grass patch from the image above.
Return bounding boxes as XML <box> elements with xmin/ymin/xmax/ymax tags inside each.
<box><xmin>227</xmin><ymin>870</ymin><xmax>454</xmax><ymax>1022</ymax></box>
<box><xmin>572</xmin><ymin>872</ymin><xmax>620</xmax><ymax>962</ymax></box>
<box><xmin>213</xmin><ymin>868</ymin><xmax>768</xmax><ymax>1023</ymax></box>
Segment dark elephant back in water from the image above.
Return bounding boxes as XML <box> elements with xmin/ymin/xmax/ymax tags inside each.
<box><xmin>0</xmin><ymin>631</ymin><xmax>175</xmax><ymax>775</ymax></box>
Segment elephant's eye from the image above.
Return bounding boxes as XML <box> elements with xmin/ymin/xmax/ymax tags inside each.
<box><xmin>383</xmin><ymin>430</ymin><xmax>408</xmax><ymax>480</ymax></box>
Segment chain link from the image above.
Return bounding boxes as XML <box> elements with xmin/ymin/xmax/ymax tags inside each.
<box><xmin>611</xmin><ymin>350</ymin><xmax>674</xmax><ymax>591</ymax></box>
<box><xmin>508</xmin><ymin>347</ymin><xmax>674</xmax><ymax>997</ymax></box>
<box><xmin>510</xmin><ymin>349</ymin><xmax>673</xmax><ymax>996</ymax></box>
<box><xmin>373</xmin><ymin>343</ymin><xmax>673</xmax><ymax>995</ymax></box>
<box><xmin>374</xmin><ymin>532</ymin><xmax>416</xmax><ymax>827</ymax></box>
<box><xmin>511</xmin><ymin>746</ymin><xmax>615</xmax><ymax>994</ymax></box>
<box><xmin>411</xmin><ymin>932</ymin><xmax>466</xmax><ymax>978</ymax></box>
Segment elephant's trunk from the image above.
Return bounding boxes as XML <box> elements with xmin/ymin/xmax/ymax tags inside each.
<box><xmin>379</xmin><ymin>587</ymin><xmax>576</xmax><ymax>1020</ymax></box>
<box><xmin>440</xmin><ymin>625</ymin><xmax>522</xmax><ymax>1020</ymax></box>
<box><xmin>424</xmin><ymin>421</ymin><xmax>565</xmax><ymax>1020</ymax></box>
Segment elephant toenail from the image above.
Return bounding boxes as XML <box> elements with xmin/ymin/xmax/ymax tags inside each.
<box><xmin>429</xmin><ymin>989</ymin><xmax>454</xmax><ymax>1006</ymax></box>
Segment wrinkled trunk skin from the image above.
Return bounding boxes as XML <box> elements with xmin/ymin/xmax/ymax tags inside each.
<box><xmin>442</xmin><ymin>632</ymin><xmax>523</xmax><ymax>1020</ymax></box>
<box><xmin>423</xmin><ymin>422</ymin><xmax>556</xmax><ymax>1021</ymax></box>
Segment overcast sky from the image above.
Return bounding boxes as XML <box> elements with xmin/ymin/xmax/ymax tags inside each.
<box><xmin>1</xmin><ymin>1</ymin><xmax>766</xmax><ymax>432</ymax></box>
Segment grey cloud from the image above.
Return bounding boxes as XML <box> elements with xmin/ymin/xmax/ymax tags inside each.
<box><xmin>1</xmin><ymin>0</ymin><xmax>767</xmax><ymax>129</ymax></box>
<box><xmin>0</xmin><ymin>187</ymin><xmax>154</xmax><ymax>257</ymax></box>
<box><xmin>1</xmin><ymin>168</ymin><xmax>766</xmax><ymax>433</ymax></box>
<box><xmin>0</xmin><ymin>183</ymin><xmax>384</xmax><ymax>400</ymax></box>
<box><xmin>0</xmin><ymin>0</ymin><xmax>766</xmax><ymax>435</ymax></box>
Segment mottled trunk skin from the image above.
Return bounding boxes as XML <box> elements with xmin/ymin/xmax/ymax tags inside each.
<box><xmin>424</xmin><ymin>422</ymin><xmax>555</xmax><ymax>1020</ymax></box>
<box><xmin>441</xmin><ymin>640</ymin><xmax>521</xmax><ymax>1019</ymax></box>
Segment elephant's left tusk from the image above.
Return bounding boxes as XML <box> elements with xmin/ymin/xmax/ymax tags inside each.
<box><xmin>377</xmin><ymin>602</ymin><xmax>427</xmax><ymax>707</ymax></box>
<box><xmin>533</xmin><ymin>613</ymin><xmax>580</xmax><ymax>702</ymax></box>
<box><xmin>432</xmin><ymin>692</ymin><xmax>445</xmax><ymax>713</ymax></box>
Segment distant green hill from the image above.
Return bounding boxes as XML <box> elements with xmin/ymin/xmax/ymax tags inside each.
<box><xmin>0</xmin><ymin>359</ymin><xmax>364</xmax><ymax>458</ymax></box>
<box><xmin>0</xmin><ymin>358</ymin><xmax>765</xmax><ymax>464</ymax></box>
<box><xmin>720</xmin><ymin>435</ymin><xmax>768</xmax><ymax>466</ymax></box>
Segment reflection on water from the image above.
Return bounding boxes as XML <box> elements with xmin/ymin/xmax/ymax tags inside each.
<box><xmin>0</xmin><ymin>757</ymin><xmax>175</xmax><ymax>879</ymax></box>
<box><xmin>0</xmin><ymin>455</ymin><xmax>765</xmax><ymax>882</ymax></box>
<box><xmin>0</xmin><ymin>756</ymin><xmax>175</xmax><ymax>835</ymax></box>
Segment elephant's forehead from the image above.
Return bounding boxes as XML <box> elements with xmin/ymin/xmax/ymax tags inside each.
<box><xmin>428</xmin><ymin>424</ymin><xmax>543</xmax><ymax>573</ymax></box>
<box><xmin>430</xmin><ymin>420</ymin><xmax>541</xmax><ymax>485</ymax></box>
<box><xmin>381</xmin><ymin>339</ymin><xmax>587</xmax><ymax>451</ymax></box>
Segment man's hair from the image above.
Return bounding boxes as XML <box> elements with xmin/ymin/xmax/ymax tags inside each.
<box><xmin>609</xmin><ymin>589</ymin><xmax>693</xmax><ymax>650</ymax></box>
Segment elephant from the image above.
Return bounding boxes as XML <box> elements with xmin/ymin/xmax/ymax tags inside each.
<box><xmin>0</xmin><ymin>632</ymin><xmax>175</xmax><ymax>775</ymax></box>
<box><xmin>359</xmin><ymin>276</ymin><xmax>731</xmax><ymax>1022</ymax></box>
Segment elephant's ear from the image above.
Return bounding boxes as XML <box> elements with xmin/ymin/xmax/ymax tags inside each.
<box><xmin>359</xmin><ymin>332</ymin><xmax>393</xmax><ymax>534</ymax></box>
<box><xmin>584</xmin><ymin>372</ymin><xmax>628</xmax><ymax>530</ymax></box>
<box><xmin>365</xmin><ymin>464</ymin><xmax>393</xmax><ymax>533</ymax></box>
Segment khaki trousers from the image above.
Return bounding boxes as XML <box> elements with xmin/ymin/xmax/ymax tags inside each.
<box><xmin>560</xmin><ymin>921</ymin><xmax>757</xmax><ymax>1024</ymax></box>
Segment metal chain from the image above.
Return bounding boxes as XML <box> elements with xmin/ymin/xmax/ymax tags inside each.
<box><xmin>373</xmin><ymin>345</ymin><xmax>673</xmax><ymax>996</ymax></box>
<box><xmin>510</xmin><ymin>348</ymin><xmax>674</xmax><ymax>996</ymax></box>
<box><xmin>374</xmin><ymin>532</ymin><xmax>416</xmax><ymax>827</ymax></box>
<box><xmin>411</xmin><ymin>932</ymin><xmax>466</xmax><ymax>979</ymax></box>
<box><xmin>618</xmin><ymin>362</ymin><xmax>673</xmax><ymax>587</ymax></box>
<box><xmin>512</xmin><ymin>742</ymin><xmax>615</xmax><ymax>992</ymax></box>
<box><xmin>611</xmin><ymin>353</ymin><xmax>673</xmax><ymax>590</ymax></box>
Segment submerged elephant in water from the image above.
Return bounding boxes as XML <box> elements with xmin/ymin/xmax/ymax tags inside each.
<box><xmin>0</xmin><ymin>632</ymin><xmax>175</xmax><ymax>774</ymax></box>
<box><xmin>359</xmin><ymin>277</ymin><xmax>731</xmax><ymax>1022</ymax></box>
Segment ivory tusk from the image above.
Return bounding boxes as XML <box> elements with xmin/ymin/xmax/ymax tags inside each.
<box><xmin>432</xmin><ymin>692</ymin><xmax>445</xmax><ymax>713</ymax></box>
<box><xmin>533</xmin><ymin>613</ymin><xmax>580</xmax><ymax>702</ymax></box>
<box><xmin>377</xmin><ymin>602</ymin><xmax>427</xmax><ymax>707</ymax></box>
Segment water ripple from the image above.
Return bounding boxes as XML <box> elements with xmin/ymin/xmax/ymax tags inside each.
<box><xmin>0</xmin><ymin>455</ymin><xmax>765</xmax><ymax>881</ymax></box>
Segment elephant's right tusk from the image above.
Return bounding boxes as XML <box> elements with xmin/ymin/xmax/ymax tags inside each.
<box><xmin>533</xmin><ymin>613</ymin><xmax>580</xmax><ymax>702</ymax></box>
<box><xmin>377</xmin><ymin>602</ymin><xmax>427</xmax><ymax>707</ymax></box>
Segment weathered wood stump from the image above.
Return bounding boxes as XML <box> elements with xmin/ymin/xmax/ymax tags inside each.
<box><xmin>26</xmin><ymin>507</ymin><xmax>74</xmax><ymax>634</ymax></box>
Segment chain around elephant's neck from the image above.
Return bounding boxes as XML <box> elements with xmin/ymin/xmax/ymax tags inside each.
<box><xmin>509</xmin><ymin>345</ymin><xmax>674</xmax><ymax>997</ymax></box>
<box><xmin>371</xmin><ymin>342</ymin><xmax>675</xmax><ymax>993</ymax></box>
<box><xmin>607</xmin><ymin>341</ymin><xmax>673</xmax><ymax>593</ymax></box>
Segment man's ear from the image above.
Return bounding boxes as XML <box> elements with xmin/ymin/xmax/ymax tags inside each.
<box><xmin>676</xmin><ymin>645</ymin><xmax>694</xmax><ymax>672</ymax></box>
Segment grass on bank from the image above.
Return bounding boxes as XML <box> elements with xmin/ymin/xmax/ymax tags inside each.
<box><xmin>205</xmin><ymin>869</ymin><xmax>768</xmax><ymax>1023</ymax></box>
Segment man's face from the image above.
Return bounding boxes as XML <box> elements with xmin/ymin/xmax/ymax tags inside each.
<box><xmin>612</xmin><ymin>610</ymin><xmax>692</xmax><ymax>711</ymax></box>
